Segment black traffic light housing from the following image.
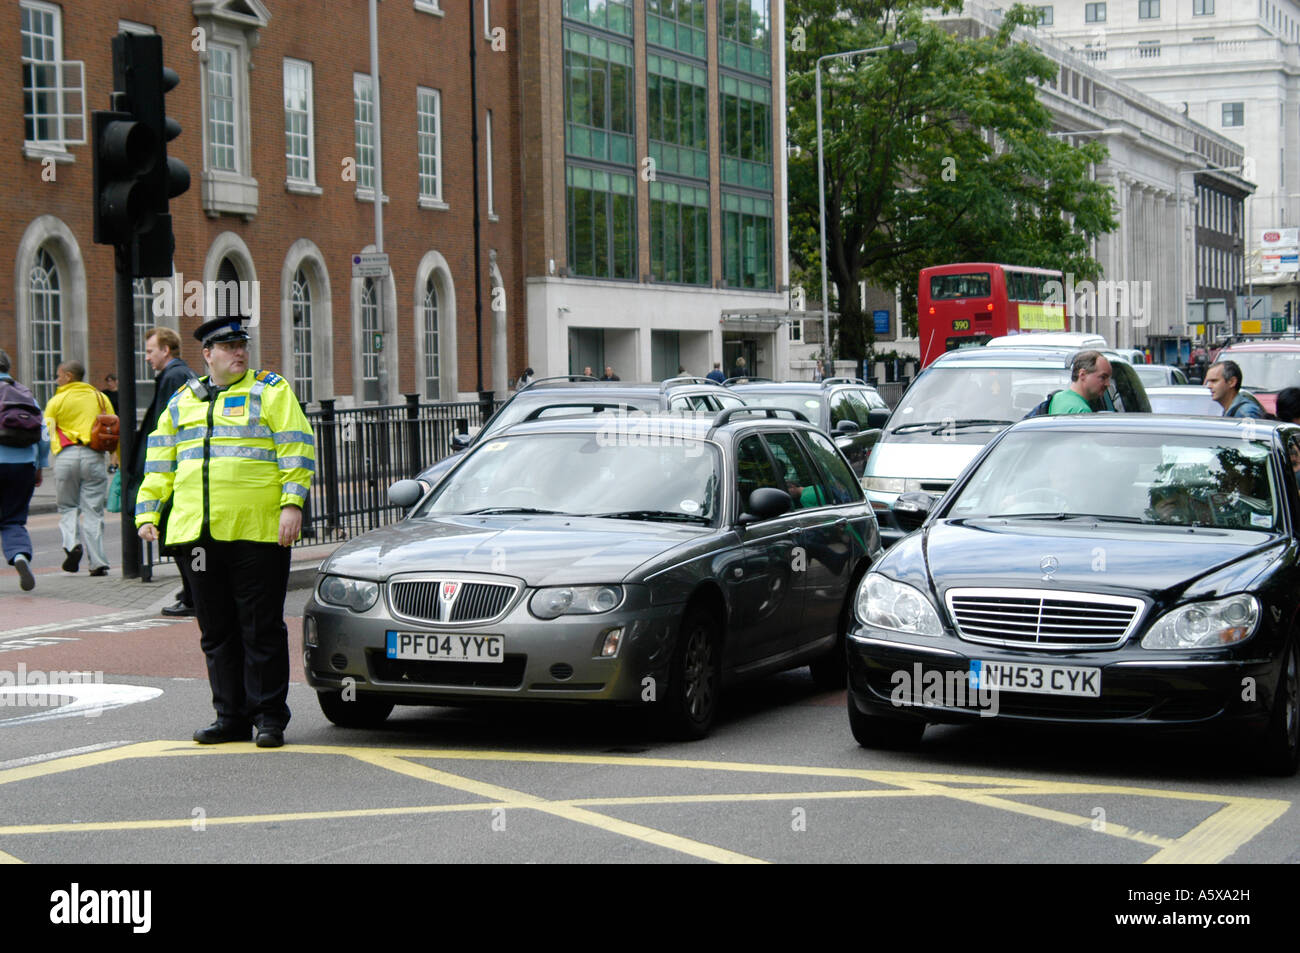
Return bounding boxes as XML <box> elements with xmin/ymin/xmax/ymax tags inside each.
<box><xmin>92</xmin><ymin>33</ymin><xmax>190</xmax><ymax>276</ymax></box>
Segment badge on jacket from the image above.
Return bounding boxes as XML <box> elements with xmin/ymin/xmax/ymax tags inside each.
<box><xmin>221</xmin><ymin>395</ymin><xmax>247</xmax><ymax>418</ymax></box>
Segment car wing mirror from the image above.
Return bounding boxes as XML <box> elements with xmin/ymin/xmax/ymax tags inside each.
<box><xmin>866</xmin><ymin>408</ymin><xmax>891</xmax><ymax>429</ymax></box>
<box><xmin>388</xmin><ymin>479</ymin><xmax>425</xmax><ymax>509</ymax></box>
<box><xmin>450</xmin><ymin>432</ymin><xmax>473</xmax><ymax>452</ymax></box>
<box><xmin>738</xmin><ymin>486</ymin><xmax>793</xmax><ymax>525</ymax></box>
<box><xmin>892</xmin><ymin>491</ymin><xmax>936</xmax><ymax>532</ymax></box>
<box><xmin>834</xmin><ymin>419</ymin><xmax>860</xmax><ymax>435</ymax></box>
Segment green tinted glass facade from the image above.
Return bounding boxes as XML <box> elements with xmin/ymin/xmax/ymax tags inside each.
<box><xmin>647</xmin><ymin>0</ymin><xmax>707</xmax><ymax>58</ymax></box>
<box><xmin>568</xmin><ymin>166</ymin><xmax>637</xmax><ymax>280</ymax></box>
<box><xmin>719</xmin><ymin>0</ymin><xmax>771</xmax><ymax>77</ymax></box>
<box><xmin>565</xmin><ymin>29</ymin><xmax>634</xmax><ymax>165</ymax></box>
<box><xmin>564</xmin><ymin>0</ymin><xmax>633</xmax><ymax>35</ymax></box>
<box><xmin>651</xmin><ymin>181</ymin><xmax>710</xmax><ymax>285</ymax></box>
<box><xmin>722</xmin><ymin>192</ymin><xmax>773</xmax><ymax>289</ymax></box>
<box><xmin>719</xmin><ymin>74</ymin><xmax>772</xmax><ymax>190</ymax></box>
<box><xmin>648</xmin><ymin>53</ymin><xmax>709</xmax><ymax>180</ymax></box>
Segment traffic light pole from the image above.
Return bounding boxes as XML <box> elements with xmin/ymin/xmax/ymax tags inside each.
<box><xmin>115</xmin><ymin>256</ymin><xmax>143</xmax><ymax>579</ymax></box>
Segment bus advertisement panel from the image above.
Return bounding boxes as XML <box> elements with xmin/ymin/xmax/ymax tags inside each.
<box><xmin>918</xmin><ymin>263</ymin><xmax>1069</xmax><ymax>366</ymax></box>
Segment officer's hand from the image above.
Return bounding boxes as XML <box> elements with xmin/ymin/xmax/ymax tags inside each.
<box><xmin>138</xmin><ymin>524</ymin><xmax>158</xmax><ymax>542</ymax></box>
<box><xmin>279</xmin><ymin>506</ymin><xmax>303</xmax><ymax>547</ymax></box>
<box><xmin>34</xmin><ymin>468</ymin><xmax>42</xmax><ymax>488</ymax></box>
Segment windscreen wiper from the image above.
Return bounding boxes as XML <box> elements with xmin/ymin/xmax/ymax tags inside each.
<box><xmin>591</xmin><ymin>510</ymin><xmax>712</xmax><ymax>524</ymax></box>
<box><xmin>930</xmin><ymin>419</ymin><xmax>1015</xmax><ymax>433</ymax></box>
<box><xmin>464</xmin><ymin>507</ymin><xmax>568</xmax><ymax>515</ymax></box>
<box><xmin>889</xmin><ymin>421</ymin><xmax>949</xmax><ymax>434</ymax></box>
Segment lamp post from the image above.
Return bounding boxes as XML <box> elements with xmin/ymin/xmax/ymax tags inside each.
<box><xmin>815</xmin><ymin>40</ymin><xmax>916</xmax><ymax>368</ymax></box>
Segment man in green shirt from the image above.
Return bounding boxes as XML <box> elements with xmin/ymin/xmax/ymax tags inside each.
<box><xmin>1048</xmin><ymin>350</ymin><xmax>1112</xmax><ymax>415</ymax></box>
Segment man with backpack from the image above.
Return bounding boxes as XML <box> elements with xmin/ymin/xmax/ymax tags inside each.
<box><xmin>43</xmin><ymin>360</ymin><xmax>113</xmax><ymax>576</ymax></box>
<box><xmin>0</xmin><ymin>349</ymin><xmax>48</xmax><ymax>590</ymax></box>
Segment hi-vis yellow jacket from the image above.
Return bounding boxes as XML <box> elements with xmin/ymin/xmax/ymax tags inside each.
<box><xmin>134</xmin><ymin>369</ymin><xmax>315</xmax><ymax>545</ymax></box>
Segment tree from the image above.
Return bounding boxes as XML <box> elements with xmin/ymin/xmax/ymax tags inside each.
<box><xmin>787</xmin><ymin>0</ymin><xmax>1117</xmax><ymax>356</ymax></box>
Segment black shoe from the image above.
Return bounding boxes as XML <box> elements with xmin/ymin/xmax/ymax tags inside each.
<box><xmin>193</xmin><ymin>721</ymin><xmax>253</xmax><ymax>744</ymax></box>
<box><xmin>161</xmin><ymin>601</ymin><xmax>195</xmax><ymax>617</ymax></box>
<box><xmin>88</xmin><ymin>566</ymin><xmax>109</xmax><ymax>577</ymax></box>
<box><xmin>13</xmin><ymin>554</ymin><xmax>34</xmax><ymax>592</ymax></box>
<box><xmin>255</xmin><ymin>727</ymin><xmax>285</xmax><ymax>748</ymax></box>
<box><xmin>174</xmin><ymin>588</ymin><xmax>186</xmax><ymax>602</ymax></box>
<box><xmin>61</xmin><ymin>545</ymin><xmax>83</xmax><ymax>573</ymax></box>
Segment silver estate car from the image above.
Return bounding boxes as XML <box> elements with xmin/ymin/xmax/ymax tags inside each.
<box><xmin>303</xmin><ymin>410</ymin><xmax>882</xmax><ymax>738</ymax></box>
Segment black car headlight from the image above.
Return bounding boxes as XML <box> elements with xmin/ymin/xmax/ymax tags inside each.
<box><xmin>1141</xmin><ymin>594</ymin><xmax>1260</xmax><ymax>649</ymax></box>
<box><xmin>317</xmin><ymin>575</ymin><xmax>380</xmax><ymax>613</ymax></box>
<box><xmin>855</xmin><ymin>573</ymin><xmax>943</xmax><ymax>637</ymax></box>
<box><xmin>529</xmin><ymin>586</ymin><xmax>624</xmax><ymax>620</ymax></box>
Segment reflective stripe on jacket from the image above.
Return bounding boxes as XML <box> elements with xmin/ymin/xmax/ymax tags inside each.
<box><xmin>134</xmin><ymin>369</ymin><xmax>315</xmax><ymax>545</ymax></box>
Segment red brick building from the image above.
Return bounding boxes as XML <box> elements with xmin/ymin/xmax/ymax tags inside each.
<box><xmin>3</xmin><ymin>0</ymin><xmax>523</xmax><ymax>409</ymax></box>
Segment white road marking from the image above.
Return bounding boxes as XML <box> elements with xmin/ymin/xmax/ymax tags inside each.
<box><xmin>0</xmin><ymin>684</ymin><xmax>163</xmax><ymax>725</ymax></box>
<box><xmin>0</xmin><ymin>741</ymin><xmax>135</xmax><ymax>770</ymax></box>
<box><xmin>0</xmin><ymin>610</ymin><xmax>154</xmax><ymax>642</ymax></box>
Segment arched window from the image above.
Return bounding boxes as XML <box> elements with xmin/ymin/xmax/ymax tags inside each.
<box><xmin>423</xmin><ymin>273</ymin><xmax>440</xmax><ymax>398</ymax></box>
<box><xmin>362</xmin><ymin>278</ymin><xmax>379</xmax><ymax>401</ymax></box>
<box><xmin>291</xmin><ymin>268</ymin><xmax>313</xmax><ymax>402</ymax></box>
<box><xmin>216</xmin><ymin>257</ymin><xmax>241</xmax><ymax>317</ymax></box>
<box><xmin>29</xmin><ymin>247</ymin><xmax>61</xmax><ymax>406</ymax></box>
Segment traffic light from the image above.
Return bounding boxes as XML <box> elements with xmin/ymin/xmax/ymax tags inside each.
<box><xmin>92</xmin><ymin>33</ymin><xmax>189</xmax><ymax>276</ymax></box>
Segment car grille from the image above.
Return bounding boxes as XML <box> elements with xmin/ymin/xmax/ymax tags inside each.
<box><xmin>370</xmin><ymin>652</ymin><xmax>527</xmax><ymax>689</ymax></box>
<box><xmin>389</xmin><ymin>579</ymin><xmax>517</xmax><ymax>625</ymax></box>
<box><xmin>946</xmin><ymin>588</ymin><xmax>1143</xmax><ymax>650</ymax></box>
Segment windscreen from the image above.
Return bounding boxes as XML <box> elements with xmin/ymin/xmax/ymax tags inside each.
<box><xmin>890</xmin><ymin>367</ymin><xmax>1073</xmax><ymax>429</ymax></box>
<box><xmin>947</xmin><ymin>431</ymin><xmax>1279</xmax><ymax>531</ymax></box>
<box><xmin>1224</xmin><ymin>351</ymin><xmax>1300</xmax><ymax>393</ymax></box>
<box><xmin>929</xmin><ymin>273</ymin><xmax>992</xmax><ymax>299</ymax></box>
<box><xmin>481</xmin><ymin>395</ymin><xmax>661</xmax><ymax>439</ymax></box>
<box><xmin>418</xmin><ymin>432</ymin><xmax>722</xmax><ymax>524</ymax></box>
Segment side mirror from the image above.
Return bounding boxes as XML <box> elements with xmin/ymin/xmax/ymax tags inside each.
<box><xmin>739</xmin><ymin>486</ymin><xmax>793</xmax><ymax>525</ymax></box>
<box><xmin>388</xmin><ymin>479</ymin><xmax>425</xmax><ymax>509</ymax></box>
<box><xmin>866</xmin><ymin>408</ymin><xmax>891</xmax><ymax>429</ymax></box>
<box><xmin>450</xmin><ymin>432</ymin><xmax>473</xmax><ymax>452</ymax></box>
<box><xmin>834</xmin><ymin>418</ymin><xmax>861</xmax><ymax>435</ymax></box>
<box><xmin>892</xmin><ymin>491</ymin><xmax>936</xmax><ymax>532</ymax></box>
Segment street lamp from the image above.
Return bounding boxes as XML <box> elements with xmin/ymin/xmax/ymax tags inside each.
<box><xmin>815</xmin><ymin>40</ymin><xmax>917</xmax><ymax>368</ymax></box>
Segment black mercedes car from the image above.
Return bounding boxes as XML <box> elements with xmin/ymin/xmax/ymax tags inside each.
<box><xmin>846</xmin><ymin>415</ymin><xmax>1300</xmax><ymax>775</ymax></box>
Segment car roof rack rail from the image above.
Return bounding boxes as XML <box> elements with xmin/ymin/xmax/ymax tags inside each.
<box><xmin>821</xmin><ymin>376</ymin><xmax>868</xmax><ymax>386</ymax></box>
<box><xmin>659</xmin><ymin>376</ymin><xmax>718</xmax><ymax>389</ymax></box>
<box><xmin>520</xmin><ymin>375</ymin><xmax>601</xmax><ymax>389</ymax></box>
<box><xmin>722</xmin><ymin>376</ymin><xmax>774</xmax><ymax>387</ymax></box>
<box><xmin>709</xmin><ymin>406</ymin><xmax>810</xmax><ymax>429</ymax></box>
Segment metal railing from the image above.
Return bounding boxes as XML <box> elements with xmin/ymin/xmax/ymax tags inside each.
<box><xmin>142</xmin><ymin>394</ymin><xmax>503</xmax><ymax>569</ymax></box>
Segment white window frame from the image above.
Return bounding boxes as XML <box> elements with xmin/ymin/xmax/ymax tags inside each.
<box><xmin>284</xmin><ymin>58</ymin><xmax>320</xmax><ymax>194</ymax></box>
<box><xmin>20</xmin><ymin>1</ymin><xmax>85</xmax><ymax>160</ymax></box>
<box><xmin>1138</xmin><ymin>0</ymin><xmax>1160</xmax><ymax>19</ymax></box>
<box><xmin>1035</xmin><ymin>5</ymin><xmax>1054</xmax><ymax>26</ymax></box>
<box><xmin>484</xmin><ymin>0</ymin><xmax>493</xmax><ymax>39</ymax></box>
<box><xmin>1222</xmin><ymin>101</ymin><xmax>1244</xmax><ymax>127</ymax></box>
<box><xmin>1194</xmin><ymin>0</ymin><xmax>1214</xmax><ymax>14</ymax></box>
<box><xmin>414</xmin><ymin>0</ymin><xmax>444</xmax><ymax>14</ymax></box>
<box><xmin>206</xmin><ymin>43</ymin><xmax>240</xmax><ymax>174</ymax></box>
<box><xmin>1085</xmin><ymin>2</ymin><xmax>1107</xmax><ymax>21</ymax></box>
<box><xmin>486</xmin><ymin>108</ymin><xmax>497</xmax><ymax>220</ymax></box>
<box><xmin>354</xmin><ymin>72</ymin><xmax>377</xmax><ymax>198</ymax></box>
<box><xmin>417</xmin><ymin>86</ymin><xmax>446</xmax><ymax>208</ymax></box>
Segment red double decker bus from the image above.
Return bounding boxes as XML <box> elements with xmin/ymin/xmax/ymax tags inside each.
<box><xmin>918</xmin><ymin>263</ymin><xmax>1070</xmax><ymax>367</ymax></box>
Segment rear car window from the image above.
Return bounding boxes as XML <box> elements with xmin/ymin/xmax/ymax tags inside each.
<box><xmin>764</xmin><ymin>432</ymin><xmax>829</xmax><ymax>509</ymax></box>
<box><xmin>736</xmin><ymin>435</ymin><xmax>782</xmax><ymax>507</ymax></box>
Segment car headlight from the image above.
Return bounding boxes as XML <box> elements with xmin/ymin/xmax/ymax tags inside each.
<box><xmin>855</xmin><ymin>573</ymin><xmax>943</xmax><ymax>637</ymax></box>
<box><xmin>529</xmin><ymin>586</ymin><xmax>624</xmax><ymax>620</ymax></box>
<box><xmin>864</xmin><ymin>476</ymin><xmax>906</xmax><ymax>494</ymax></box>
<box><xmin>317</xmin><ymin>575</ymin><xmax>380</xmax><ymax>613</ymax></box>
<box><xmin>1141</xmin><ymin>594</ymin><xmax>1260</xmax><ymax>649</ymax></box>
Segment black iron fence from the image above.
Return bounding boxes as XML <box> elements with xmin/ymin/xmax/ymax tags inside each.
<box><xmin>142</xmin><ymin>393</ymin><xmax>503</xmax><ymax>569</ymax></box>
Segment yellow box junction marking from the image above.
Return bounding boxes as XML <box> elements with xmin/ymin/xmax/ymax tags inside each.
<box><xmin>0</xmin><ymin>741</ymin><xmax>1288</xmax><ymax>865</ymax></box>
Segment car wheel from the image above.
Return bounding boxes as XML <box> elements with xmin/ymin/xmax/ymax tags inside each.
<box><xmin>659</xmin><ymin>605</ymin><xmax>722</xmax><ymax>740</ymax></box>
<box><xmin>1256</xmin><ymin>640</ymin><xmax>1300</xmax><ymax>777</ymax></box>
<box><xmin>316</xmin><ymin>689</ymin><xmax>395</xmax><ymax>729</ymax></box>
<box><xmin>847</xmin><ymin>691</ymin><xmax>925</xmax><ymax>749</ymax></box>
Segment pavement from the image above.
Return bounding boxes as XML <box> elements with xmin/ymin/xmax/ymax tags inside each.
<box><xmin>12</xmin><ymin>467</ymin><xmax>339</xmax><ymax>610</ymax></box>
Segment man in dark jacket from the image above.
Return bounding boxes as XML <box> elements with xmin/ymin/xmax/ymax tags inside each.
<box><xmin>1205</xmin><ymin>360</ymin><xmax>1266</xmax><ymax>418</ymax></box>
<box><xmin>132</xmin><ymin>327</ymin><xmax>196</xmax><ymax>616</ymax></box>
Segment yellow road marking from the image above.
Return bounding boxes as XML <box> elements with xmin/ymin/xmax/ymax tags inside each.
<box><xmin>0</xmin><ymin>740</ymin><xmax>1289</xmax><ymax>864</ymax></box>
<box><xmin>0</xmin><ymin>848</ymin><xmax>24</xmax><ymax>863</ymax></box>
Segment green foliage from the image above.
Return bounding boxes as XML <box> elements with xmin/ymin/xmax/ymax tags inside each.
<box><xmin>787</xmin><ymin>0</ymin><xmax>1117</xmax><ymax>355</ymax></box>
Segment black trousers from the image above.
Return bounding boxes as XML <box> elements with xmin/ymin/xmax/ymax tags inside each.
<box><xmin>184</xmin><ymin>538</ymin><xmax>292</xmax><ymax>730</ymax></box>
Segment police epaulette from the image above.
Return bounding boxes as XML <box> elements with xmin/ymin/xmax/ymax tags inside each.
<box><xmin>254</xmin><ymin>370</ymin><xmax>283</xmax><ymax>386</ymax></box>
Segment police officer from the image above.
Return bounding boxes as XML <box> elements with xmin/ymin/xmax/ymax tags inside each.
<box><xmin>135</xmin><ymin>317</ymin><xmax>315</xmax><ymax>748</ymax></box>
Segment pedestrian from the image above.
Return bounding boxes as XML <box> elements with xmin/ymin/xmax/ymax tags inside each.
<box><xmin>135</xmin><ymin>317</ymin><xmax>315</xmax><ymax>748</ymax></box>
<box><xmin>1048</xmin><ymin>350</ymin><xmax>1111</xmax><ymax>415</ymax></box>
<box><xmin>102</xmin><ymin>373</ymin><xmax>120</xmax><ymax>415</ymax></box>
<box><xmin>813</xmin><ymin>359</ymin><xmax>825</xmax><ymax>382</ymax></box>
<box><xmin>1276</xmin><ymin>387</ymin><xmax>1300</xmax><ymax>424</ymax></box>
<box><xmin>706</xmin><ymin>362</ymin><xmax>726</xmax><ymax>384</ymax></box>
<box><xmin>0</xmin><ymin>349</ymin><xmax>48</xmax><ymax>591</ymax></box>
<box><xmin>1204</xmin><ymin>360</ymin><xmax>1266</xmax><ymax>418</ymax></box>
<box><xmin>43</xmin><ymin>360</ymin><xmax>111</xmax><ymax>576</ymax></box>
<box><xmin>582</xmin><ymin>365</ymin><xmax>594</xmax><ymax>378</ymax></box>
<box><xmin>601</xmin><ymin>365</ymin><xmax>621</xmax><ymax>381</ymax></box>
<box><xmin>517</xmin><ymin>366</ymin><xmax>535</xmax><ymax>389</ymax></box>
<box><xmin>132</xmin><ymin>327</ymin><xmax>198</xmax><ymax>617</ymax></box>
<box><xmin>731</xmin><ymin>356</ymin><xmax>748</xmax><ymax>379</ymax></box>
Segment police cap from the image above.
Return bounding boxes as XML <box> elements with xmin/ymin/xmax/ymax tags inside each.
<box><xmin>195</xmin><ymin>316</ymin><xmax>250</xmax><ymax>348</ymax></box>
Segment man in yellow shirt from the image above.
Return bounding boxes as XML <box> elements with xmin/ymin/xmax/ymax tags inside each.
<box><xmin>136</xmin><ymin>316</ymin><xmax>315</xmax><ymax>748</ymax></box>
<box><xmin>43</xmin><ymin>360</ymin><xmax>111</xmax><ymax>576</ymax></box>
